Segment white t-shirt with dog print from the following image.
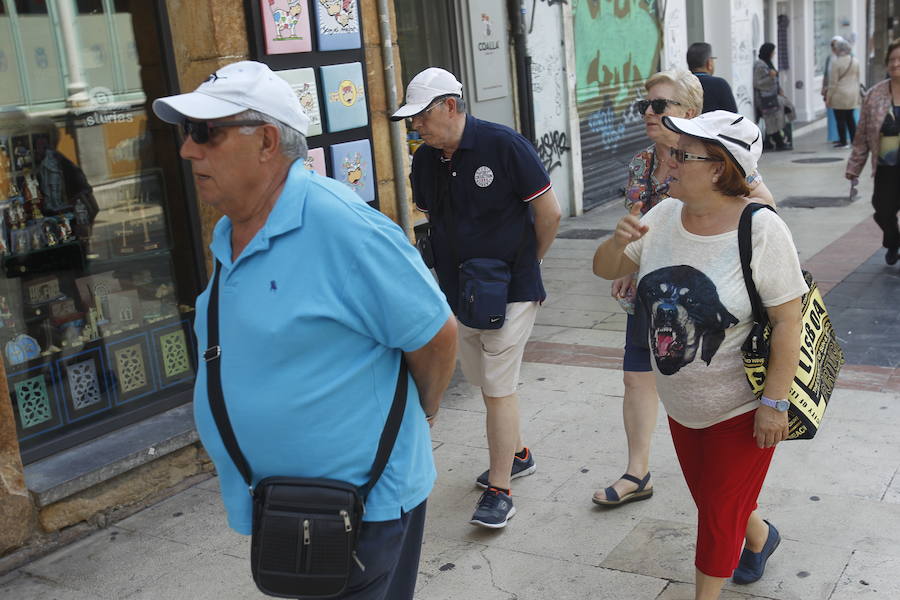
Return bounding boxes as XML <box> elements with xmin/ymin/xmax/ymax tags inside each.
<box><xmin>624</xmin><ymin>197</ymin><xmax>808</xmax><ymax>429</ymax></box>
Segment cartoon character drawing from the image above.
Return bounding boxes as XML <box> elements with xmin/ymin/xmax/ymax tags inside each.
<box><xmin>320</xmin><ymin>0</ymin><xmax>355</xmax><ymax>29</ymax></box>
<box><xmin>482</xmin><ymin>13</ymin><xmax>492</xmax><ymax>36</ymax></box>
<box><xmin>269</xmin><ymin>0</ymin><xmax>303</xmax><ymax>39</ymax></box>
<box><xmin>342</xmin><ymin>152</ymin><xmax>363</xmax><ymax>188</ymax></box>
<box><xmin>637</xmin><ymin>265</ymin><xmax>738</xmax><ymax>375</ymax></box>
<box><xmin>296</xmin><ymin>82</ymin><xmax>317</xmax><ymax>114</ymax></box>
<box><xmin>338</xmin><ymin>80</ymin><xmax>358</xmax><ymax>106</ymax></box>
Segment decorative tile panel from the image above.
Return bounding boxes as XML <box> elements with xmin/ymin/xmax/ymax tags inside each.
<box><xmin>160</xmin><ymin>330</ymin><xmax>190</xmax><ymax>379</ymax></box>
<box><xmin>115</xmin><ymin>344</ymin><xmax>147</xmax><ymax>393</ymax></box>
<box><xmin>66</xmin><ymin>359</ymin><xmax>102</xmax><ymax>410</ymax></box>
<box><xmin>15</xmin><ymin>375</ymin><xmax>52</xmax><ymax>429</ymax></box>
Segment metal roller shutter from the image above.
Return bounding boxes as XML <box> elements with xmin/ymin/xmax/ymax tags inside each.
<box><xmin>572</xmin><ymin>1</ymin><xmax>662</xmax><ymax>210</ymax></box>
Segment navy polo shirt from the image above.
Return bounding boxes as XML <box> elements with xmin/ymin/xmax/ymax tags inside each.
<box><xmin>692</xmin><ymin>72</ymin><xmax>738</xmax><ymax>113</ymax></box>
<box><xmin>411</xmin><ymin>115</ymin><xmax>552</xmax><ymax>313</ymax></box>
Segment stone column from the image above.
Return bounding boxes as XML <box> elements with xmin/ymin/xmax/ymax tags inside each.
<box><xmin>0</xmin><ymin>364</ymin><xmax>35</xmax><ymax>554</ymax></box>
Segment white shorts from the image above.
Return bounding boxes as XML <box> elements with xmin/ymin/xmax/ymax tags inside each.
<box><xmin>457</xmin><ymin>301</ymin><xmax>539</xmax><ymax>397</ymax></box>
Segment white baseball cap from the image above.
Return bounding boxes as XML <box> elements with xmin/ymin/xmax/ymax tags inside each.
<box><xmin>391</xmin><ymin>67</ymin><xmax>463</xmax><ymax>121</ymax></box>
<box><xmin>662</xmin><ymin>110</ymin><xmax>762</xmax><ymax>177</ymax></box>
<box><xmin>152</xmin><ymin>61</ymin><xmax>310</xmax><ymax>136</ymax></box>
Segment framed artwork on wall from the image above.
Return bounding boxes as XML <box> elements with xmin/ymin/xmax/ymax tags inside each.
<box><xmin>320</xmin><ymin>62</ymin><xmax>367</xmax><ymax>132</ymax></box>
<box><xmin>276</xmin><ymin>67</ymin><xmax>323</xmax><ymax>136</ymax></box>
<box><xmin>330</xmin><ymin>139</ymin><xmax>373</xmax><ymax>203</ymax></box>
<box><xmin>304</xmin><ymin>147</ymin><xmax>327</xmax><ymax>176</ymax></box>
<box><xmin>314</xmin><ymin>0</ymin><xmax>360</xmax><ymax>51</ymax></box>
<box><xmin>259</xmin><ymin>0</ymin><xmax>313</xmax><ymax>55</ymax></box>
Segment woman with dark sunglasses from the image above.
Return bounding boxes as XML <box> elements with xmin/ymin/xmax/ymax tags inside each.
<box><xmin>593</xmin><ymin>69</ymin><xmax>774</xmax><ymax>509</ymax></box>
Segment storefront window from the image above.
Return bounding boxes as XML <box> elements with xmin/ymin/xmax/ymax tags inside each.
<box><xmin>0</xmin><ymin>0</ymin><xmax>199</xmax><ymax>461</ymax></box>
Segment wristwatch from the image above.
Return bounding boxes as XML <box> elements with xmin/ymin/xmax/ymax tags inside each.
<box><xmin>760</xmin><ymin>396</ymin><xmax>789</xmax><ymax>412</ymax></box>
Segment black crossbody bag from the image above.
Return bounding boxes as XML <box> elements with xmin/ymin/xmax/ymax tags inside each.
<box><xmin>204</xmin><ymin>260</ymin><xmax>408</xmax><ymax>599</ymax></box>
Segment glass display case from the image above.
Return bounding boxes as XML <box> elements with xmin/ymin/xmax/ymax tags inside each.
<box><xmin>0</xmin><ymin>0</ymin><xmax>201</xmax><ymax>460</ymax></box>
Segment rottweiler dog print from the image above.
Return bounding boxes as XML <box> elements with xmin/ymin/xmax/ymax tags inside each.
<box><xmin>637</xmin><ymin>265</ymin><xmax>738</xmax><ymax>375</ymax></box>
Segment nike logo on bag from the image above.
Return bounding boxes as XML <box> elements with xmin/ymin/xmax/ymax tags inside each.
<box><xmin>490</xmin><ymin>316</ymin><xmax>501</xmax><ymax>323</ymax></box>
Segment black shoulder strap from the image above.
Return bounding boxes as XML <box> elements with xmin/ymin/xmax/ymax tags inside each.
<box><xmin>738</xmin><ymin>202</ymin><xmax>777</xmax><ymax>326</ymax></box>
<box><xmin>204</xmin><ymin>260</ymin><xmax>408</xmax><ymax>499</ymax></box>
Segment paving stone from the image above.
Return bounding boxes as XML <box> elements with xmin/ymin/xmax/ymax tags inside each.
<box><xmin>22</xmin><ymin>528</ymin><xmax>204</xmax><ymax>600</ymax></box>
<box><xmin>413</xmin><ymin>544</ymin><xmax>667</xmax><ymax>600</ymax></box>
<box><xmin>0</xmin><ymin>571</ymin><xmax>104</xmax><ymax>600</ymax></box>
<box><xmin>831</xmin><ymin>550</ymin><xmax>900</xmax><ymax>598</ymax></box>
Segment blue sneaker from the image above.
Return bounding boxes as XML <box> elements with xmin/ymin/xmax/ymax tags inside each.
<box><xmin>475</xmin><ymin>448</ymin><xmax>536</xmax><ymax>489</ymax></box>
<box><xmin>732</xmin><ymin>520</ymin><xmax>781</xmax><ymax>584</ymax></box>
<box><xmin>469</xmin><ymin>487</ymin><xmax>516</xmax><ymax>529</ymax></box>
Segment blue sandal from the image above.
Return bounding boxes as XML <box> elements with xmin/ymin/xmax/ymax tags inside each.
<box><xmin>592</xmin><ymin>472</ymin><xmax>653</xmax><ymax>506</ymax></box>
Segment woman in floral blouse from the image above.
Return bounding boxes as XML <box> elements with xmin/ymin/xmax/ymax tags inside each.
<box><xmin>593</xmin><ymin>69</ymin><xmax>774</xmax><ymax>507</ymax></box>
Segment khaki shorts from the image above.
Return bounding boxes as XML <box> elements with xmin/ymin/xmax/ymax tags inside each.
<box><xmin>457</xmin><ymin>301</ymin><xmax>539</xmax><ymax>397</ymax></box>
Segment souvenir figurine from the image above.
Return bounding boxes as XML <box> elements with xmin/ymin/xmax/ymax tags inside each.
<box><xmin>58</xmin><ymin>213</ymin><xmax>73</xmax><ymax>242</ymax></box>
<box><xmin>11</xmin><ymin>229</ymin><xmax>27</xmax><ymax>254</ymax></box>
<box><xmin>42</xmin><ymin>220</ymin><xmax>58</xmax><ymax>246</ymax></box>
<box><xmin>15</xmin><ymin>200</ymin><xmax>26</xmax><ymax>228</ymax></box>
<box><xmin>24</xmin><ymin>173</ymin><xmax>44</xmax><ymax>220</ymax></box>
<box><xmin>29</xmin><ymin>225</ymin><xmax>43</xmax><ymax>251</ymax></box>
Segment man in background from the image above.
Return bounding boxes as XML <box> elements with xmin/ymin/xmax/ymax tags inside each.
<box><xmin>687</xmin><ymin>42</ymin><xmax>738</xmax><ymax>113</ymax></box>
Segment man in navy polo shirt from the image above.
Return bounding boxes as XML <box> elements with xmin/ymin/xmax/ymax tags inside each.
<box><xmin>153</xmin><ymin>60</ymin><xmax>458</xmax><ymax>600</ymax></box>
<box><xmin>687</xmin><ymin>42</ymin><xmax>738</xmax><ymax>113</ymax></box>
<box><xmin>392</xmin><ymin>68</ymin><xmax>561</xmax><ymax>529</ymax></box>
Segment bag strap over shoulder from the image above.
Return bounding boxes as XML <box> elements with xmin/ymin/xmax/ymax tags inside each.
<box><xmin>204</xmin><ymin>260</ymin><xmax>408</xmax><ymax>500</ymax></box>
<box><xmin>738</xmin><ymin>202</ymin><xmax>777</xmax><ymax>328</ymax></box>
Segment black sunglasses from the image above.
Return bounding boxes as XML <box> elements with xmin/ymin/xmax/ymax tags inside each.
<box><xmin>633</xmin><ymin>98</ymin><xmax>683</xmax><ymax>116</ymax></box>
<box><xmin>181</xmin><ymin>119</ymin><xmax>266</xmax><ymax>144</ymax></box>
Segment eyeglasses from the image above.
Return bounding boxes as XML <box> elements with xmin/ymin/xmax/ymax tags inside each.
<box><xmin>669</xmin><ymin>147</ymin><xmax>723</xmax><ymax>164</ymax></box>
<box><xmin>634</xmin><ymin>98</ymin><xmax>682</xmax><ymax>116</ymax></box>
<box><xmin>410</xmin><ymin>98</ymin><xmax>447</xmax><ymax>123</ymax></box>
<box><xmin>181</xmin><ymin>119</ymin><xmax>266</xmax><ymax>144</ymax></box>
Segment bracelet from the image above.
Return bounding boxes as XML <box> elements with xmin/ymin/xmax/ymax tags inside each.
<box><xmin>425</xmin><ymin>413</ymin><xmax>437</xmax><ymax>421</ymax></box>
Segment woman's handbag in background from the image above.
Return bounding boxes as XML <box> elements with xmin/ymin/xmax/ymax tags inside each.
<box><xmin>205</xmin><ymin>261</ymin><xmax>408</xmax><ymax>598</ymax></box>
<box><xmin>738</xmin><ymin>204</ymin><xmax>845</xmax><ymax>440</ymax></box>
<box><xmin>759</xmin><ymin>91</ymin><xmax>779</xmax><ymax>112</ymax></box>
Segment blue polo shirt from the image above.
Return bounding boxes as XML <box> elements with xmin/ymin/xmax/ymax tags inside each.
<box><xmin>192</xmin><ymin>161</ymin><xmax>450</xmax><ymax>534</ymax></box>
<box><xmin>410</xmin><ymin>115</ymin><xmax>552</xmax><ymax>313</ymax></box>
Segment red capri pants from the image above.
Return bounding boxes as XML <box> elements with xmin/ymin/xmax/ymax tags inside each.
<box><xmin>668</xmin><ymin>410</ymin><xmax>776</xmax><ymax>578</ymax></box>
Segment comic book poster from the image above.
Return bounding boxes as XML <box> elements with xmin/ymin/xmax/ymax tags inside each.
<box><xmin>314</xmin><ymin>0</ymin><xmax>360</xmax><ymax>51</ymax></box>
<box><xmin>260</xmin><ymin>0</ymin><xmax>312</xmax><ymax>55</ymax></box>
<box><xmin>276</xmin><ymin>67</ymin><xmax>323</xmax><ymax>136</ymax></box>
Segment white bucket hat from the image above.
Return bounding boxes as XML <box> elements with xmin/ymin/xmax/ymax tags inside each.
<box><xmin>152</xmin><ymin>61</ymin><xmax>310</xmax><ymax>136</ymax></box>
<box><xmin>390</xmin><ymin>67</ymin><xmax>463</xmax><ymax>121</ymax></box>
<box><xmin>663</xmin><ymin>110</ymin><xmax>762</xmax><ymax>177</ymax></box>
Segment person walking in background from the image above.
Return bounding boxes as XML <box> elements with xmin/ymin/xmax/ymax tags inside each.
<box><xmin>593</xmin><ymin>70</ymin><xmax>774</xmax><ymax>508</ymax></box>
<box><xmin>153</xmin><ymin>60</ymin><xmax>459</xmax><ymax>599</ymax></box>
<box><xmin>392</xmin><ymin>68</ymin><xmax>561</xmax><ymax>529</ymax></box>
<box><xmin>846</xmin><ymin>38</ymin><xmax>900</xmax><ymax>265</ymax></box>
<box><xmin>687</xmin><ymin>42</ymin><xmax>737</xmax><ymax>113</ymax></box>
<box><xmin>754</xmin><ymin>43</ymin><xmax>791</xmax><ymax>151</ymax></box>
<box><xmin>593</xmin><ymin>111</ymin><xmax>807</xmax><ymax>600</ymax></box>
<box><xmin>824</xmin><ymin>36</ymin><xmax>861</xmax><ymax>148</ymax></box>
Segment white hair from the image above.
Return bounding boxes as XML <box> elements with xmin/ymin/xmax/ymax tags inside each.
<box><xmin>238</xmin><ymin>109</ymin><xmax>308</xmax><ymax>160</ymax></box>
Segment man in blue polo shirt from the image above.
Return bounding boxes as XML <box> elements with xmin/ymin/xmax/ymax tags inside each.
<box><xmin>687</xmin><ymin>42</ymin><xmax>738</xmax><ymax>113</ymax></box>
<box><xmin>152</xmin><ymin>61</ymin><xmax>458</xmax><ymax>600</ymax></box>
<box><xmin>392</xmin><ymin>68</ymin><xmax>561</xmax><ymax>529</ymax></box>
